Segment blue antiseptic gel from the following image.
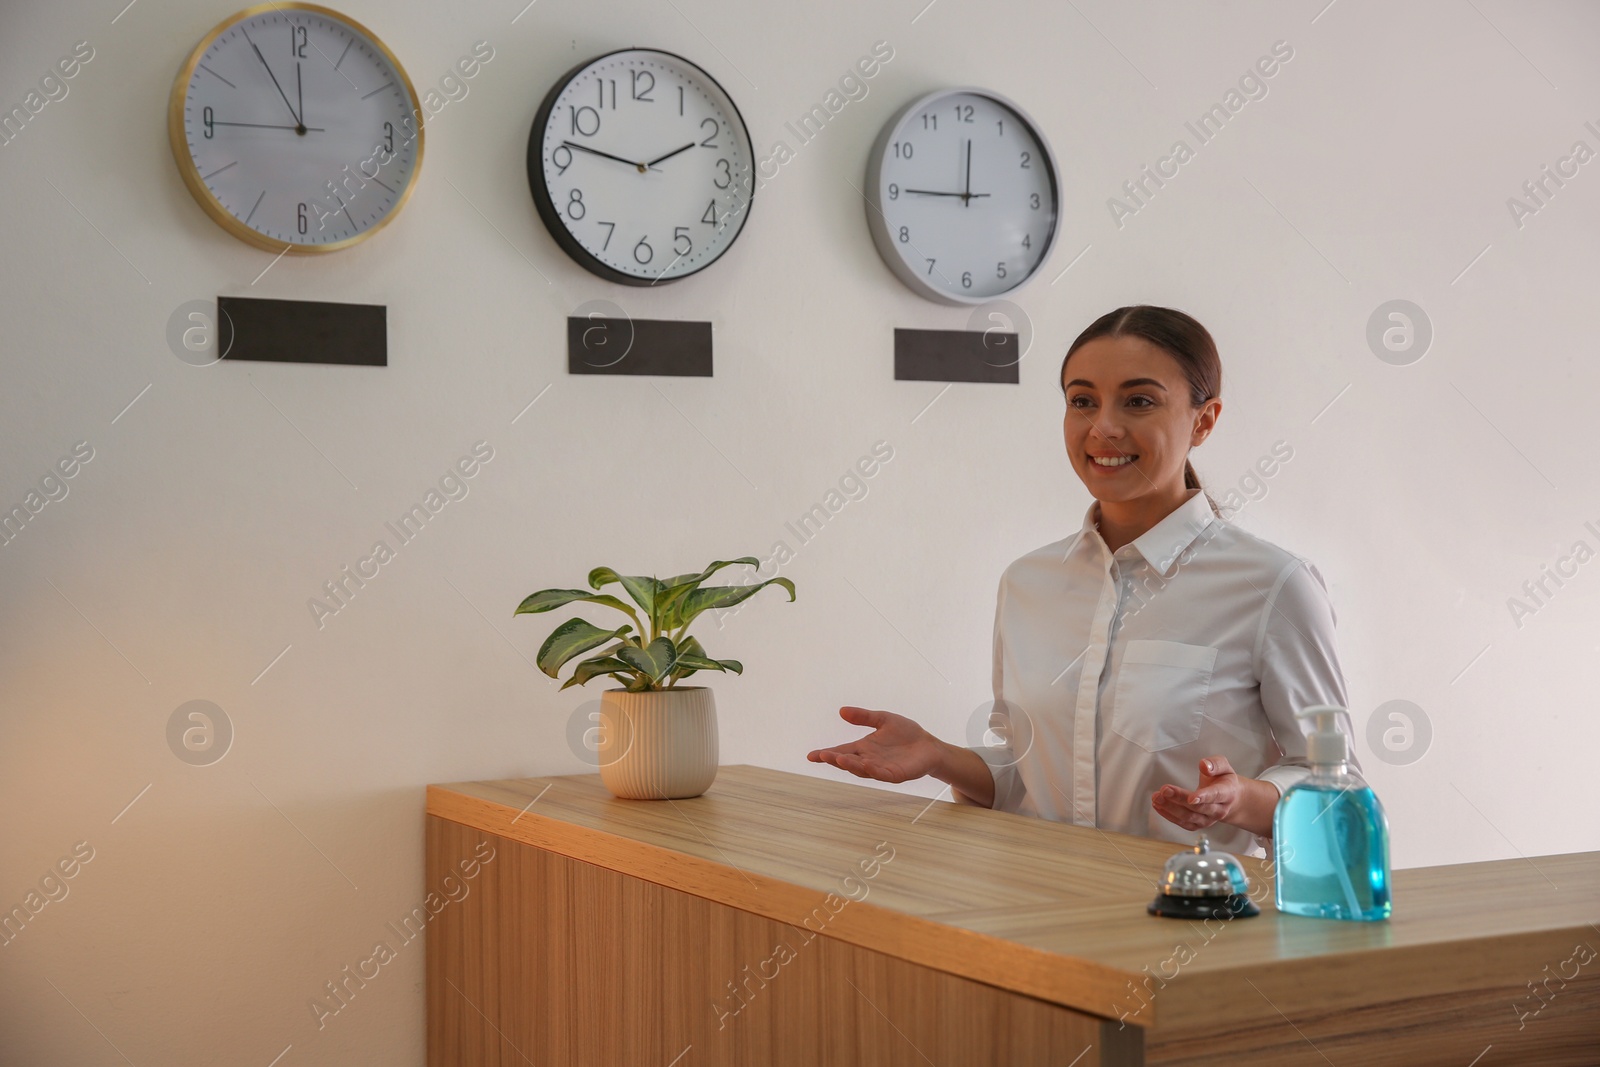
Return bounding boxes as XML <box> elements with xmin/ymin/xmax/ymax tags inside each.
<box><xmin>1274</xmin><ymin>704</ymin><xmax>1392</xmax><ymax>921</ymax></box>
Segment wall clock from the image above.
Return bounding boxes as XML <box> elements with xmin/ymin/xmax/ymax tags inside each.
<box><xmin>168</xmin><ymin>3</ymin><xmax>424</xmax><ymax>253</ymax></box>
<box><xmin>527</xmin><ymin>48</ymin><xmax>755</xmax><ymax>285</ymax></box>
<box><xmin>865</xmin><ymin>87</ymin><xmax>1061</xmax><ymax>305</ymax></box>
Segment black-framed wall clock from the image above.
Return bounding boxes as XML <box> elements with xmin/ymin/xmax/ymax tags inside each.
<box><xmin>527</xmin><ymin>48</ymin><xmax>755</xmax><ymax>285</ymax></box>
<box><xmin>168</xmin><ymin>2</ymin><xmax>424</xmax><ymax>253</ymax></box>
<box><xmin>865</xmin><ymin>87</ymin><xmax>1061</xmax><ymax>305</ymax></box>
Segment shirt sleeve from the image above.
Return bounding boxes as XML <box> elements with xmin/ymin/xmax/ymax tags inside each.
<box><xmin>951</xmin><ymin>571</ymin><xmax>1029</xmax><ymax>811</ymax></box>
<box><xmin>1252</xmin><ymin>556</ymin><xmax>1365</xmax><ymax>813</ymax></box>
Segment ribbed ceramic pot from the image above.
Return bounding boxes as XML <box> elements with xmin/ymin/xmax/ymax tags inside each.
<box><xmin>596</xmin><ymin>686</ymin><xmax>719</xmax><ymax>800</ymax></box>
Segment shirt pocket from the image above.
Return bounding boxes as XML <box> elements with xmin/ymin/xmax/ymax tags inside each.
<box><xmin>1109</xmin><ymin>639</ymin><xmax>1219</xmax><ymax>752</ymax></box>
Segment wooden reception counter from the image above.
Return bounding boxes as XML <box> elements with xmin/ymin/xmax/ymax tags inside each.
<box><xmin>425</xmin><ymin>764</ymin><xmax>1598</xmax><ymax>1066</ymax></box>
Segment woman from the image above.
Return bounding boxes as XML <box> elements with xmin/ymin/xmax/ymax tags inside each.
<box><xmin>807</xmin><ymin>305</ymin><xmax>1361</xmax><ymax>859</ymax></box>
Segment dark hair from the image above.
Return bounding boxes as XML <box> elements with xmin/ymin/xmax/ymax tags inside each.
<box><xmin>1059</xmin><ymin>305</ymin><xmax>1223</xmax><ymax>516</ymax></box>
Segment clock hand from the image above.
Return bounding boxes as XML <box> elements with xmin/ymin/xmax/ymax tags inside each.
<box><xmin>644</xmin><ymin>142</ymin><xmax>696</xmax><ymax>167</ymax></box>
<box><xmin>241</xmin><ymin>26</ymin><xmax>304</xmax><ymax>129</ymax></box>
<box><xmin>297</xmin><ymin>61</ymin><xmax>305</xmax><ymax>135</ymax></box>
<box><xmin>562</xmin><ymin>139</ymin><xmax>654</xmax><ymax>172</ymax></box>
<box><xmin>960</xmin><ymin>139</ymin><xmax>972</xmax><ymax>207</ymax></box>
<box><xmin>212</xmin><ymin>120</ymin><xmax>327</xmax><ymax>131</ymax></box>
<box><xmin>903</xmin><ymin>188</ymin><xmax>991</xmax><ymax>199</ymax></box>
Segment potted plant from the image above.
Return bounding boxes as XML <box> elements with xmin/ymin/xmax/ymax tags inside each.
<box><xmin>515</xmin><ymin>556</ymin><xmax>795</xmax><ymax>799</ymax></box>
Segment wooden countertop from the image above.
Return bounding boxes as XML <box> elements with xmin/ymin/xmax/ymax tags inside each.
<box><xmin>426</xmin><ymin>764</ymin><xmax>1600</xmax><ymax>1037</ymax></box>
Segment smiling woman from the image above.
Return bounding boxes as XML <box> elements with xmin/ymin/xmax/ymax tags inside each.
<box><xmin>1059</xmin><ymin>309</ymin><xmax>1224</xmax><ymax>535</ymax></box>
<box><xmin>809</xmin><ymin>305</ymin><xmax>1362</xmax><ymax>858</ymax></box>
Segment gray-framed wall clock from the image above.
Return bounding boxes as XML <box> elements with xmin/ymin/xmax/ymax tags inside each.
<box><xmin>865</xmin><ymin>87</ymin><xmax>1061</xmax><ymax>305</ymax></box>
<box><xmin>526</xmin><ymin>48</ymin><xmax>756</xmax><ymax>285</ymax></box>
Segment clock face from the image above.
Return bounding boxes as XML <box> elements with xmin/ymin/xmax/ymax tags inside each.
<box><xmin>528</xmin><ymin>49</ymin><xmax>755</xmax><ymax>285</ymax></box>
<box><xmin>168</xmin><ymin>3</ymin><xmax>423</xmax><ymax>253</ymax></box>
<box><xmin>866</xmin><ymin>89</ymin><xmax>1061</xmax><ymax>305</ymax></box>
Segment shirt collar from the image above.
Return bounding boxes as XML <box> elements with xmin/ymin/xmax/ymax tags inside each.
<box><xmin>1081</xmin><ymin>488</ymin><xmax>1218</xmax><ymax>577</ymax></box>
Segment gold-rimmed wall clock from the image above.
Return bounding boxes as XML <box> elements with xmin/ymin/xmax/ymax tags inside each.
<box><xmin>527</xmin><ymin>48</ymin><xmax>755</xmax><ymax>285</ymax></box>
<box><xmin>168</xmin><ymin>3</ymin><xmax>424</xmax><ymax>253</ymax></box>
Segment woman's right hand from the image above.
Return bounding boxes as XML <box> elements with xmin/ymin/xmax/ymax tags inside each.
<box><xmin>806</xmin><ymin>706</ymin><xmax>948</xmax><ymax>785</ymax></box>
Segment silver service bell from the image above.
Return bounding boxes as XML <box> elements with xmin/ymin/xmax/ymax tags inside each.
<box><xmin>1147</xmin><ymin>834</ymin><xmax>1261</xmax><ymax>920</ymax></box>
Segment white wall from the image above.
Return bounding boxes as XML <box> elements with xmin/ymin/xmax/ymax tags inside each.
<box><xmin>4</xmin><ymin>0</ymin><xmax>1598</xmax><ymax>1062</ymax></box>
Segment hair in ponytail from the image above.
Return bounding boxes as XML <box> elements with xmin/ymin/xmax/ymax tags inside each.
<box><xmin>1061</xmin><ymin>305</ymin><xmax>1223</xmax><ymax>517</ymax></box>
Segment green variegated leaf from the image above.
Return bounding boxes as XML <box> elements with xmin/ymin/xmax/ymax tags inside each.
<box><xmin>536</xmin><ymin>618</ymin><xmax>632</xmax><ymax>679</ymax></box>
<box><xmin>515</xmin><ymin>588</ymin><xmax>636</xmax><ymax>616</ymax></box>
<box><xmin>559</xmin><ymin>655</ymin><xmax>634</xmax><ymax>690</ymax></box>
<box><xmin>615</xmin><ymin>636</ymin><xmax>678</xmax><ymax>683</ymax></box>
<box><xmin>657</xmin><ymin>558</ymin><xmax>761</xmax><ymax>628</ymax></box>
<box><xmin>715</xmin><ymin>658</ymin><xmax>743</xmax><ymax>675</ymax></box>
<box><xmin>667</xmin><ymin>634</ymin><xmax>706</xmax><ymax>682</ymax></box>
<box><xmin>674</xmin><ymin>577</ymin><xmax>796</xmax><ymax>631</ymax></box>
<box><xmin>587</xmin><ymin>566</ymin><xmax>622</xmax><ymax>591</ymax></box>
<box><xmin>672</xmin><ymin>653</ymin><xmax>727</xmax><ymax>673</ymax></box>
<box><xmin>589</xmin><ymin>566</ymin><xmax>668</xmax><ymax>617</ymax></box>
<box><xmin>659</xmin><ymin>557</ymin><xmax>760</xmax><ymax>590</ymax></box>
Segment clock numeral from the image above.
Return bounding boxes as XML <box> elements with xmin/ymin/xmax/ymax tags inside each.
<box><xmin>566</xmin><ymin>189</ymin><xmax>586</xmax><ymax>220</ymax></box>
<box><xmin>598</xmin><ymin>221</ymin><xmax>615</xmax><ymax>250</ymax></box>
<box><xmin>699</xmin><ymin>117</ymin><xmax>718</xmax><ymax>149</ymax></box>
<box><xmin>713</xmin><ymin>158</ymin><xmax>731</xmax><ymax>189</ymax></box>
<box><xmin>898</xmin><ymin>225</ymin><xmax>910</xmax><ymax>243</ymax></box>
<box><xmin>925</xmin><ymin>258</ymin><xmax>935</xmax><ymax>275</ymax></box>
<box><xmin>552</xmin><ymin>144</ymin><xmax>573</xmax><ymax>175</ymax></box>
<box><xmin>888</xmin><ymin>183</ymin><xmax>899</xmax><ymax>200</ymax></box>
<box><xmin>961</xmin><ymin>271</ymin><xmax>973</xmax><ymax>289</ymax></box>
<box><xmin>597</xmin><ymin>79</ymin><xmax>616</xmax><ymax>109</ymax></box>
<box><xmin>921</xmin><ymin>113</ymin><xmax>937</xmax><ymax>130</ymax></box>
<box><xmin>297</xmin><ymin>202</ymin><xmax>308</xmax><ymax>235</ymax></box>
<box><xmin>633</xmin><ymin>236</ymin><xmax>653</xmax><ymax>264</ymax></box>
<box><xmin>203</xmin><ymin>106</ymin><xmax>214</xmax><ymax>139</ymax></box>
<box><xmin>1020</xmin><ymin>151</ymin><xmax>1031</xmax><ymax>168</ymax></box>
<box><xmin>1022</xmin><ymin>234</ymin><xmax>1032</xmax><ymax>250</ymax></box>
<box><xmin>1029</xmin><ymin>192</ymin><xmax>1040</xmax><ymax>209</ymax></box>
<box><xmin>384</xmin><ymin>121</ymin><xmax>395</xmax><ymax>153</ymax></box>
<box><xmin>291</xmin><ymin>25</ymin><xmax>308</xmax><ymax>58</ymax></box>
<box><xmin>893</xmin><ymin>141</ymin><xmax>913</xmax><ymax>159</ymax></box>
<box><xmin>701</xmin><ymin>200</ymin><xmax>718</xmax><ymax>225</ymax></box>
<box><xmin>569</xmin><ymin>104</ymin><xmax>601</xmax><ymax>137</ymax></box>
<box><xmin>674</xmin><ymin>227</ymin><xmax>692</xmax><ymax>255</ymax></box>
<box><xmin>632</xmin><ymin>70</ymin><xmax>655</xmax><ymax>101</ymax></box>
<box><xmin>954</xmin><ymin>103</ymin><xmax>974</xmax><ymax>123</ymax></box>
<box><xmin>996</xmin><ymin>118</ymin><xmax>1004</xmax><ymax>135</ymax></box>
<box><xmin>677</xmin><ymin>85</ymin><xmax>684</xmax><ymax>116</ymax></box>
<box><xmin>997</xmin><ymin>261</ymin><xmax>1008</xmax><ymax>279</ymax></box>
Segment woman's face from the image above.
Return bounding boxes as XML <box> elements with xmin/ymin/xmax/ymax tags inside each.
<box><xmin>1061</xmin><ymin>333</ymin><xmax>1219</xmax><ymax>507</ymax></box>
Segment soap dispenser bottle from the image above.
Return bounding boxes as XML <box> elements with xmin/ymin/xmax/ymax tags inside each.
<box><xmin>1273</xmin><ymin>704</ymin><xmax>1392</xmax><ymax>921</ymax></box>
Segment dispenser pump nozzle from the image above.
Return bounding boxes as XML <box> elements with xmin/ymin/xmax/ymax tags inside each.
<box><xmin>1298</xmin><ymin>704</ymin><xmax>1349</xmax><ymax>765</ymax></box>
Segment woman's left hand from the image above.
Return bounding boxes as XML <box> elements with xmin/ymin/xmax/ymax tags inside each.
<box><xmin>1152</xmin><ymin>756</ymin><xmax>1241</xmax><ymax>831</ymax></box>
<box><xmin>1152</xmin><ymin>755</ymin><xmax>1280</xmax><ymax>837</ymax></box>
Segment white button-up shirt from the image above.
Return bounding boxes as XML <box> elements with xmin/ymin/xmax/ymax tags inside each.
<box><xmin>952</xmin><ymin>487</ymin><xmax>1362</xmax><ymax>859</ymax></box>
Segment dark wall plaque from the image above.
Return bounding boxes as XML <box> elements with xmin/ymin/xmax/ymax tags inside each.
<box><xmin>567</xmin><ymin>317</ymin><xmax>712</xmax><ymax>377</ymax></box>
<box><xmin>894</xmin><ymin>327</ymin><xmax>1020</xmax><ymax>384</ymax></box>
<box><xmin>217</xmin><ymin>296</ymin><xmax>386</xmax><ymax>366</ymax></box>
